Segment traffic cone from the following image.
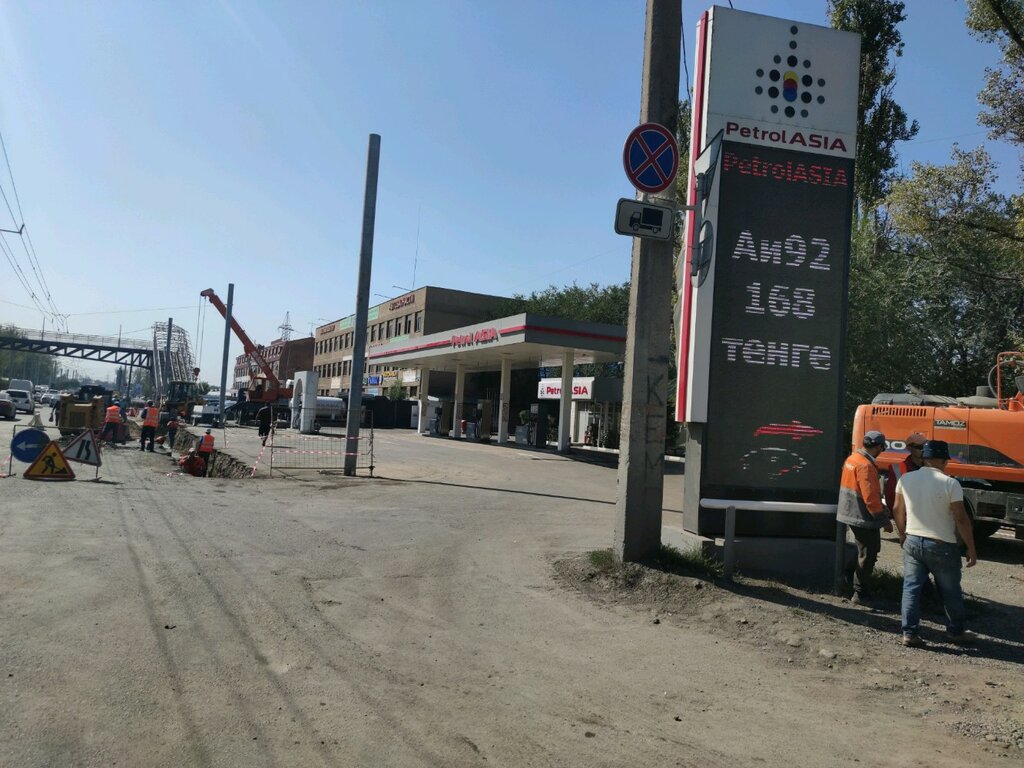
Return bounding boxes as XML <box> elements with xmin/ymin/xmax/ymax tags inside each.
<box><xmin>27</xmin><ymin>413</ymin><xmax>44</xmax><ymax>427</ymax></box>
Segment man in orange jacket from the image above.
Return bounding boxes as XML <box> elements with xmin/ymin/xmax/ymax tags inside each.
<box><xmin>197</xmin><ymin>428</ymin><xmax>215</xmax><ymax>477</ymax></box>
<box><xmin>140</xmin><ymin>400</ymin><xmax>160</xmax><ymax>452</ymax></box>
<box><xmin>836</xmin><ymin>430</ymin><xmax>891</xmax><ymax>605</ymax></box>
<box><xmin>99</xmin><ymin>401</ymin><xmax>123</xmax><ymax>444</ymax></box>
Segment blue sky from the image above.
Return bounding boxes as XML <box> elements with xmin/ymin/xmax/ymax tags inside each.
<box><xmin>0</xmin><ymin>0</ymin><xmax>1018</xmax><ymax>384</ymax></box>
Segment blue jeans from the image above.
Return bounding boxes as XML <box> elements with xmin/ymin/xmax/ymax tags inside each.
<box><xmin>901</xmin><ymin>535</ymin><xmax>965</xmax><ymax>636</ymax></box>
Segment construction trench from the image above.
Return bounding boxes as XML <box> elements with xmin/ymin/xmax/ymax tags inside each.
<box><xmin>55</xmin><ymin>421</ymin><xmax>256</xmax><ymax>480</ymax></box>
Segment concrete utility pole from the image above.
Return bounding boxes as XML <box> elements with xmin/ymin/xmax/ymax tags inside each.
<box><xmin>344</xmin><ymin>134</ymin><xmax>382</xmax><ymax>476</ymax></box>
<box><xmin>613</xmin><ymin>0</ymin><xmax>681</xmax><ymax>562</ymax></box>
<box><xmin>218</xmin><ymin>285</ymin><xmax>233</xmax><ymax>425</ymax></box>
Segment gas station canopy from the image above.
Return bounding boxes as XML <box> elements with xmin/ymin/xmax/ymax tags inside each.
<box><xmin>367</xmin><ymin>313</ymin><xmax>626</xmax><ymax>372</ymax></box>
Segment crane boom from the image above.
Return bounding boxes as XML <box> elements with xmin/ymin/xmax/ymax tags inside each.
<box><xmin>200</xmin><ymin>288</ymin><xmax>281</xmax><ymax>393</ymax></box>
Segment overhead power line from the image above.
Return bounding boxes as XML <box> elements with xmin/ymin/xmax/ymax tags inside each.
<box><xmin>0</xmin><ymin>129</ymin><xmax>66</xmax><ymax>331</ymax></box>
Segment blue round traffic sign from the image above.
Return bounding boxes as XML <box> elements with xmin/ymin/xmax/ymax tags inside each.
<box><xmin>11</xmin><ymin>428</ymin><xmax>49</xmax><ymax>463</ymax></box>
<box><xmin>623</xmin><ymin>122</ymin><xmax>679</xmax><ymax>194</ymax></box>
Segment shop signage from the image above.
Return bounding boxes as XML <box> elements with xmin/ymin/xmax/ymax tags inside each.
<box><xmin>451</xmin><ymin>327</ymin><xmax>499</xmax><ymax>348</ymax></box>
<box><xmin>390</xmin><ymin>295</ymin><xmax>416</xmax><ymax>311</ymax></box>
<box><xmin>318</xmin><ymin>323</ymin><xmax>336</xmax><ymax>336</ymax></box>
<box><xmin>538</xmin><ymin>377</ymin><xmax>595</xmax><ymax>401</ymax></box>
<box><xmin>366</xmin><ymin>375</ymin><xmax>383</xmax><ymax>386</ymax></box>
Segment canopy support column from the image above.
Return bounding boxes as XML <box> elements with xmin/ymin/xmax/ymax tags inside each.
<box><xmin>497</xmin><ymin>357</ymin><xmax>512</xmax><ymax>445</ymax></box>
<box><xmin>417</xmin><ymin>367</ymin><xmax>431</xmax><ymax>434</ymax></box>
<box><xmin>453</xmin><ymin>363</ymin><xmax>465</xmax><ymax>439</ymax></box>
<box><xmin>557</xmin><ymin>350</ymin><xmax>573</xmax><ymax>452</ymax></box>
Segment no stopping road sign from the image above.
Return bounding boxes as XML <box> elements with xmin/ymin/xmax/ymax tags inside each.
<box><xmin>623</xmin><ymin>122</ymin><xmax>679</xmax><ymax>194</ymax></box>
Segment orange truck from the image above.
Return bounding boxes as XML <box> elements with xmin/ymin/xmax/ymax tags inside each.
<box><xmin>852</xmin><ymin>352</ymin><xmax>1024</xmax><ymax>540</ymax></box>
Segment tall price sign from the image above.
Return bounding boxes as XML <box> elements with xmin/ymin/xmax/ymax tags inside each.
<box><xmin>702</xmin><ymin>141</ymin><xmax>854</xmax><ymax>503</ymax></box>
<box><xmin>679</xmin><ymin>7</ymin><xmax>861</xmax><ymax>537</ymax></box>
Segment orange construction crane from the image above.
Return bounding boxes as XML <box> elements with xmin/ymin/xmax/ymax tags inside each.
<box><xmin>200</xmin><ymin>288</ymin><xmax>293</xmax><ymax>420</ymax></box>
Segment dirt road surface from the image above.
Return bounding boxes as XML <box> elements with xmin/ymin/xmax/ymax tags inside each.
<box><xmin>1</xmin><ymin>421</ymin><xmax>1021</xmax><ymax>767</ymax></box>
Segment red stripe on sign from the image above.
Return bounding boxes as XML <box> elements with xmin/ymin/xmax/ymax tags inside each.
<box><xmin>633</xmin><ymin>133</ymin><xmax>672</xmax><ymax>183</ymax></box>
<box><xmin>677</xmin><ymin>9</ymin><xmax>709</xmax><ymax>423</ymax></box>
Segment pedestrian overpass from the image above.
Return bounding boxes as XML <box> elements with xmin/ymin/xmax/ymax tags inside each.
<box><xmin>0</xmin><ymin>322</ymin><xmax>196</xmax><ymax>392</ymax></box>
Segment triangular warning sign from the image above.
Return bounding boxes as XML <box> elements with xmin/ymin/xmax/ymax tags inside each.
<box><xmin>64</xmin><ymin>429</ymin><xmax>103</xmax><ymax>466</ymax></box>
<box><xmin>23</xmin><ymin>441</ymin><xmax>76</xmax><ymax>481</ymax></box>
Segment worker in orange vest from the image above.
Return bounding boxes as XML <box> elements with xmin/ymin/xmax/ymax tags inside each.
<box><xmin>197</xmin><ymin>428</ymin><xmax>215</xmax><ymax>476</ymax></box>
<box><xmin>140</xmin><ymin>400</ymin><xmax>160</xmax><ymax>452</ymax></box>
<box><xmin>99</xmin><ymin>401</ymin><xmax>123</xmax><ymax>444</ymax></box>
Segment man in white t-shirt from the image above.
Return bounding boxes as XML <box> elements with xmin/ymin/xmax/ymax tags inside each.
<box><xmin>892</xmin><ymin>440</ymin><xmax>978</xmax><ymax>648</ymax></box>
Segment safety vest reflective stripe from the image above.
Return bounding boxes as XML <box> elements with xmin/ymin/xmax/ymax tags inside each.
<box><xmin>143</xmin><ymin>408</ymin><xmax>160</xmax><ymax>427</ymax></box>
<box><xmin>198</xmin><ymin>435</ymin><xmax>215</xmax><ymax>453</ymax></box>
<box><xmin>105</xmin><ymin>405</ymin><xmax>122</xmax><ymax>423</ymax></box>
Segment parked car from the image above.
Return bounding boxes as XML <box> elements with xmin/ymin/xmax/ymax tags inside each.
<box><xmin>0</xmin><ymin>392</ymin><xmax>16</xmax><ymax>420</ymax></box>
<box><xmin>4</xmin><ymin>389</ymin><xmax>34</xmax><ymax>414</ymax></box>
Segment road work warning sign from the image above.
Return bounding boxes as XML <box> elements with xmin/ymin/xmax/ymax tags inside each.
<box><xmin>23</xmin><ymin>441</ymin><xmax>76</xmax><ymax>481</ymax></box>
<box><xmin>64</xmin><ymin>429</ymin><xmax>102</xmax><ymax>467</ymax></box>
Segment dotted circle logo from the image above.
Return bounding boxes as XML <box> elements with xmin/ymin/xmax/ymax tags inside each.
<box><xmin>752</xmin><ymin>25</ymin><xmax>826</xmax><ymax>119</ymax></box>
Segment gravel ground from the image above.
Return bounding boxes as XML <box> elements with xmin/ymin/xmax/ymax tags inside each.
<box><xmin>1</xmin><ymin>419</ymin><xmax>1021</xmax><ymax>767</ymax></box>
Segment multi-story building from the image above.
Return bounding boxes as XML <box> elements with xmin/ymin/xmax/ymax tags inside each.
<box><xmin>231</xmin><ymin>337</ymin><xmax>315</xmax><ymax>396</ymax></box>
<box><xmin>313</xmin><ymin>286</ymin><xmax>509</xmax><ymax>397</ymax></box>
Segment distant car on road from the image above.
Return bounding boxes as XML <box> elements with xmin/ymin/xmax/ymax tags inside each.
<box><xmin>0</xmin><ymin>392</ymin><xmax>17</xmax><ymax>420</ymax></box>
<box><xmin>4</xmin><ymin>389</ymin><xmax>34</xmax><ymax>414</ymax></box>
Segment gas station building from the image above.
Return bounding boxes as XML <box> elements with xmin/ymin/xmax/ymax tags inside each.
<box><xmin>367</xmin><ymin>313</ymin><xmax>626</xmax><ymax>451</ymax></box>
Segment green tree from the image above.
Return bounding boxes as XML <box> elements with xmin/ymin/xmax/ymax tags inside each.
<box><xmin>886</xmin><ymin>147</ymin><xmax>1024</xmax><ymax>367</ymax></box>
<box><xmin>386</xmin><ymin>379</ymin><xmax>405</xmax><ymax>400</ymax></box>
<box><xmin>843</xmin><ymin>145</ymin><xmax>1024</xmax><ymax>432</ymax></box>
<box><xmin>828</xmin><ymin>0</ymin><xmax>919</xmax><ymax>210</ymax></box>
<box><xmin>489</xmin><ymin>283</ymin><xmax>629</xmax><ymax>379</ymax></box>
<box><xmin>967</xmin><ymin>0</ymin><xmax>1024</xmax><ymax>175</ymax></box>
<box><xmin>491</xmin><ymin>282</ymin><xmax>630</xmax><ymax>326</ymax></box>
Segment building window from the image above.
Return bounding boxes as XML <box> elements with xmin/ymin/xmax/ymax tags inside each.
<box><xmin>404</xmin><ymin>314</ymin><xmax>412</xmax><ymax>334</ymax></box>
<box><xmin>414</xmin><ymin>311</ymin><xmax>422</xmax><ymax>333</ymax></box>
<box><xmin>385</xmin><ymin>319</ymin><xmax>393</xmax><ymax>338</ymax></box>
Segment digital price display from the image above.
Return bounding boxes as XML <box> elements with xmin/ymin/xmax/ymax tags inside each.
<box><xmin>702</xmin><ymin>141</ymin><xmax>855</xmax><ymax>503</ymax></box>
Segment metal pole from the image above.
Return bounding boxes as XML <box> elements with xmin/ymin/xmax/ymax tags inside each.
<box><xmin>723</xmin><ymin>505</ymin><xmax>737</xmax><ymax>581</ymax></box>
<box><xmin>344</xmin><ymin>134</ymin><xmax>381</xmax><ymax>476</ymax></box>
<box><xmin>218</xmin><ymin>285</ymin><xmax>234</xmax><ymax>428</ymax></box>
<box><xmin>164</xmin><ymin>317</ymin><xmax>173</xmax><ymax>397</ymax></box>
<box><xmin>614</xmin><ymin>0</ymin><xmax>681</xmax><ymax>562</ymax></box>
